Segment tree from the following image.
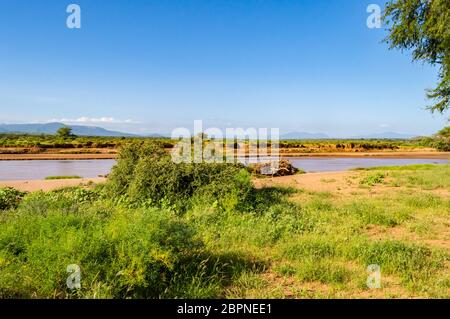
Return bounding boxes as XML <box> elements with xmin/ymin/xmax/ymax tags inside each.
<box><xmin>433</xmin><ymin>126</ymin><xmax>450</xmax><ymax>151</ymax></box>
<box><xmin>383</xmin><ymin>0</ymin><xmax>450</xmax><ymax>113</ymax></box>
<box><xmin>436</xmin><ymin>126</ymin><xmax>450</xmax><ymax>138</ymax></box>
<box><xmin>56</xmin><ymin>127</ymin><xmax>75</xmax><ymax>138</ymax></box>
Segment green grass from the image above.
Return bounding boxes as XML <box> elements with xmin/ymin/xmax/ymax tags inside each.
<box><xmin>0</xmin><ymin>150</ymin><xmax>449</xmax><ymax>299</ymax></box>
<box><xmin>353</xmin><ymin>163</ymin><xmax>449</xmax><ymax>171</ymax></box>
<box><xmin>360</xmin><ymin>172</ymin><xmax>386</xmax><ymax>186</ymax></box>
<box><xmin>45</xmin><ymin>175</ymin><xmax>82</xmax><ymax>180</ymax></box>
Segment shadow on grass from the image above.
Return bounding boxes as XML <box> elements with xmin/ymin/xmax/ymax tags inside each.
<box><xmin>249</xmin><ymin>186</ymin><xmax>298</xmax><ymax>213</ymax></box>
<box><xmin>164</xmin><ymin>251</ymin><xmax>268</xmax><ymax>298</ymax></box>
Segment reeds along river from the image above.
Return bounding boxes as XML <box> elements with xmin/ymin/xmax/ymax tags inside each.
<box><xmin>0</xmin><ymin>158</ymin><xmax>449</xmax><ymax>181</ymax></box>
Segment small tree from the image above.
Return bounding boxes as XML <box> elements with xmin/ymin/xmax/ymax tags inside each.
<box><xmin>56</xmin><ymin>127</ymin><xmax>75</xmax><ymax>138</ymax></box>
<box><xmin>432</xmin><ymin>126</ymin><xmax>450</xmax><ymax>151</ymax></box>
<box><xmin>436</xmin><ymin>126</ymin><xmax>450</xmax><ymax>138</ymax></box>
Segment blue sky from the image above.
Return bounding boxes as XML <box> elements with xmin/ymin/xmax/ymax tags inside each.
<box><xmin>0</xmin><ymin>0</ymin><xmax>448</xmax><ymax>136</ymax></box>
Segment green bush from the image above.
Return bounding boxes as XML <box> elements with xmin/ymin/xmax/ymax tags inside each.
<box><xmin>106</xmin><ymin>142</ymin><xmax>254</xmax><ymax>212</ymax></box>
<box><xmin>0</xmin><ymin>196</ymin><xmax>206</xmax><ymax>298</ymax></box>
<box><xmin>0</xmin><ymin>188</ymin><xmax>27</xmax><ymax>211</ymax></box>
<box><xmin>419</xmin><ymin>126</ymin><xmax>450</xmax><ymax>151</ymax></box>
<box><xmin>433</xmin><ymin>138</ymin><xmax>450</xmax><ymax>151</ymax></box>
<box><xmin>360</xmin><ymin>172</ymin><xmax>385</xmax><ymax>186</ymax></box>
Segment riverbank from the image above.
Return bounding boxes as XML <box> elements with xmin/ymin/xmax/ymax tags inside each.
<box><xmin>0</xmin><ymin>153</ymin><xmax>117</xmax><ymax>161</ymax></box>
<box><xmin>0</xmin><ymin>171</ymin><xmax>356</xmax><ymax>192</ymax></box>
<box><xmin>0</xmin><ymin>172</ymin><xmax>364</xmax><ymax>193</ymax></box>
<box><xmin>3</xmin><ymin>166</ymin><xmax>449</xmax><ymax>196</ymax></box>
<box><xmin>0</xmin><ymin>177</ymin><xmax>106</xmax><ymax>192</ymax></box>
<box><xmin>1</xmin><ymin>151</ymin><xmax>449</xmax><ymax>161</ymax></box>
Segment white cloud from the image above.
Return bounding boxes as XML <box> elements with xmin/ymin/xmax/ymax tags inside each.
<box><xmin>379</xmin><ymin>124</ymin><xmax>390</xmax><ymax>128</ymax></box>
<box><xmin>49</xmin><ymin>117</ymin><xmax>139</xmax><ymax>124</ymax></box>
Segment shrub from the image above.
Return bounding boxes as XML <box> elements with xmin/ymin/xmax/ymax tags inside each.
<box><xmin>420</xmin><ymin>126</ymin><xmax>450</xmax><ymax>151</ymax></box>
<box><xmin>107</xmin><ymin>141</ymin><xmax>167</xmax><ymax>195</ymax></box>
<box><xmin>0</xmin><ymin>188</ymin><xmax>27</xmax><ymax>211</ymax></box>
<box><xmin>107</xmin><ymin>142</ymin><xmax>255</xmax><ymax>212</ymax></box>
<box><xmin>433</xmin><ymin>137</ymin><xmax>450</xmax><ymax>151</ymax></box>
<box><xmin>360</xmin><ymin>172</ymin><xmax>385</xmax><ymax>186</ymax></box>
<box><xmin>0</xmin><ymin>199</ymin><xmax>205</xmax><ymax>298</ymax></box>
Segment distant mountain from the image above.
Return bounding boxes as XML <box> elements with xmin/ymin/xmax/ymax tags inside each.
<box><xmin>280</xmin><ymin>132</ymin><xmax>330</xmax><ymax>140</ymax></box>
<box><xmin>143</xmin><ymin>133</ymin><xmax>168</xmax><ymax>138</ymax></box>
<box><xmin>349</xmin><ymin>132</ymin><xmax>415</xmax><ymax>139</ymax></box>
<box><xmin>0</xmin><ymin>122</ymin><xmax>136</xmax><ymax>137</ymax></box>
<box><xmin>279</xmin><ymin>131</ymin><xmax>416</xmax><ymax>140</ymax></box>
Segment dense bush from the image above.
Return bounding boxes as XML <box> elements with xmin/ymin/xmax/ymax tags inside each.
<box><xmin>417</xmin><ymin>126</ymin><xmax>450</xmax><ymax>151</ymax></box>
<box><xmin>433</xmin><ymin>127</ymin><xmax>450</xmax><ymax>151</ymax></box>
<box><xmin>0</xmin><ymin>184</ymin><xmax>269</xmax><ymax>298</ymax></box>
<box><xmin>0</xmin><ymin>133</ymin><xmax>175</xmax><ymax>149</ymax></box>
<box><xmin>433</xmin><ymin>138</ymin><xmax>450</xmax><ymax>151</ymax></box>
<box><xmin>0</xmin><ymin>188</ymin><xmax>27</xmax><ymax>211</ymax></box>
<box><xmin>106</xmin><ymin>142</ymin><xmax>254</xmax><ymax>212</ymax></box>
<box><xmin>0</xmin><ymin>191</ymin><xmax>210</xmax><ymax>298</ymax></box>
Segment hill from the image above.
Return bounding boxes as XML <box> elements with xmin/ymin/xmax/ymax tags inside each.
<box><xmin>281</xmin><ymin>132</ymin><xmax>329</xmax><ymax>140</ymax></box>
<box><xmin>0</xmin><ymin>123</ymin><xmax>135</xmax><ymax>137</ymax></box>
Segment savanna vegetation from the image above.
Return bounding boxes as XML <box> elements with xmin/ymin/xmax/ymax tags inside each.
<box><xmin>0</xmin><ymin>141</ymin><xmax>448</xmax><ymax>298</ymax></box>
<box><xmin>419</xmin><ymin>126</ymin><xmax>450</xmax><ymax>151</ymax></box>
<box><xmin>1</xmin><ymin>0</ymin><xmax>449</xmax><ymax>301</ymax></box>
<box><xmin>0</xmin><ymin>133</ymin><xmax>446</xmax><ymax>156</ymax></box>
<box><xmin>0</xmin><ymin>133</ymin><xmax>173</xmax><ymax>154</ymax></box>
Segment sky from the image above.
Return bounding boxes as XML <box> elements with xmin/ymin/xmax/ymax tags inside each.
<box><xmin>0</xmin><ymin>0</ymin><xmax>448</xmax><ymax>136</ymax></box>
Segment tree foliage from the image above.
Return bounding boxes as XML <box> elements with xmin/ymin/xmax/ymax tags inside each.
<box><xmin>56</xmin><ymin>126</ymin><xmax>75</xmax><ymax>139</ymax></box>
<box><xmin>106</xmin><ymin>141</ymin><xmax>254</xmax><ymax>212</ymax></box>
<box><xmin>436</xmin><ymin>125</ymin><xmax>450</xmax><ymax>137</ymax></box>
<box><xmin>0</xmin><ymin>187</ymin><xmax>27</xmax><ymax>211</ymax></box>
<box><xmin>383</xmin><ymin>0</ymin><xmax>450</xmax><ymax>113</ymax></box>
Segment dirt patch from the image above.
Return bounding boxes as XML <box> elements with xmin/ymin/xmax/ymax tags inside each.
<box><xmin>365</xmin><ymin>225</ymin><xmax>450</xmax><ymax>251</ymax></box>
<box><xmin>256</xmin><ymin>267</ymin><xmax>413</xmax><ymax>299</ymax></box>
<box><xmin>0</xmin><ymin>178</ymin><xmax>107</xmax><ymax>192</ymax></box>
<box><xmin>253</xmin><ymin>171</ymin><xmax>383</xmax><ymax>196</ymax></box>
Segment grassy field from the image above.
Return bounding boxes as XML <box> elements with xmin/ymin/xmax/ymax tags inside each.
<box><xmin>0</xmin><ymin>143</ymin><xmax>448</xmax><ymax>299</ymax></box>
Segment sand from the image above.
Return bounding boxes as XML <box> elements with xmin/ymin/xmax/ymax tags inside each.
<box><xmin>1</xmin><ymin>172</ymin><xmax>353</xmax><ymax>193</ymax></box>
<box><xmin>254</xmin><ymin>171</ymin><xmax>358</xmax><ymax>193</ymax></box>
<box><xmin>0</xmin><ymin>178</ymin><xmax>107</xmax><ymax>192</ymax></box>
<box><xmin>0</xmin><ymin>172</ymin><xmax>357</xmax><ymax>193</ymax></box>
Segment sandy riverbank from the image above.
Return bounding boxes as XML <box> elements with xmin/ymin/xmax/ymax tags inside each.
<box><xmin>1</xmin><ymin>173</ymin><xmax>353</xmax><ymax>193</ymax></box>
<box><xmin>2</xmin><ymin>166</ymin><xmax>449</xmax><ymax>196</ymax></box>
<box><xmin>254</xmin><ymin>171</ymin><xmax>358</xmax><ymax>194</ymax></box>
<box><xmin>0</xmin><ymin>178</ymin><xmax>107</xmax><ymax>192</ymax></box>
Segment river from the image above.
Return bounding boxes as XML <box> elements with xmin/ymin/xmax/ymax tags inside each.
<box><xmin>0</xmin><ymin>157</ymin><xmax>448</xmax><ymax>181</ymax></box>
